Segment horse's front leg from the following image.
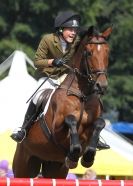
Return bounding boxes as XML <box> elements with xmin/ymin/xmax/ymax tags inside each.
<box><xmin>64</xmin><ymin>114</ymin><xmax>82</xmax><ymax>169</ymax></box>
<box><xmin>81</xmin><ymin>117</ymin><xmax>105</xmax><ymax>168</ymax></box>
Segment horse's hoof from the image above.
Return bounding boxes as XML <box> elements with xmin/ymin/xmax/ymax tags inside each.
<box><xmin>80</xmin><ymin>158</ymin><xmax>94</xmax><ymax>168</ymax></box>
<box><xmin>65</xmin><ymin>157</ymin><xmax>78</xmax><ymax>169</ymax></box>
<box><xmin>68</xmin><ymin>144</ymin><xmax>82</xmax><ymax>163</ymax></box>
<box><xmin>85</xmin><ymin>146</ymin><xmax>96</xmax><ymax>152</ymax></box>
<box><xmin>81</xmin><ymin>147</ymin><xmax>96</xmax><ymax>168</ymax></box>
<box><xmin>70</xmin><ymin>144</ymin><xmax>82</xmax><ymax>155</ymax></box>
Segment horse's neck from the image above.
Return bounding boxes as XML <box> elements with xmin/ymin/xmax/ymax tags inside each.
<box><xmin>60</xmin><ymin>36</ymin><xmax>89</xmax><ymax>94</ymax></box>
<box><xmin>61</xmin><ymin>71</ymin><xmax>89</xmax><ymax>98</ymax></box>
<box><xmin>62</xmin><ymin>72</ymin><xmax>78</xmax><ymax>89</ymax></box>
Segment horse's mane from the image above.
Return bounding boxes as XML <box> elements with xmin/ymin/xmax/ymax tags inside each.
<box><xmin>79</xmin><ymin>26</ymin><xmax>100</xmax><ymax>39</ymax></box>
<box><xmin>62</xmin><ymin>26</ymin><xmax>100</xmax><ymax>65</ymax></box>
<box><xmin>66</xmin><ymin>26</ymin><xmax>100</xmax><ymax>68</ymax></box>
<box><xmin>75</xmin><ymin>26</ymin><xmax>100</xmax><ymax>52</ymax></box>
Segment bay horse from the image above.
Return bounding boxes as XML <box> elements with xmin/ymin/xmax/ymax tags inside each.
<box><xmin>13</xmin><ymin>26</ymin><xmax>112</xmax><ymax>178</ymax></box>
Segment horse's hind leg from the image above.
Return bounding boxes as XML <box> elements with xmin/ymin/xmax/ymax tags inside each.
<box><xmin>64</xmin><ymin>115</ymin><xmax>82</xmax><ymax>169</ymax></box>
<box><xmin>13</xmin><ymin>144</ymin><xmax>31</xmax><ymax>177</ymax></box>
<box><xmin>28</xmin><ymin>156</ymin><xmax>42</xmax><ymax>178</ymax></box>
<box><xmin>81</xmin><ymin>117</ymin><xmax>105</xmax><ymax>168</ymax></box>
<box><xmin>13</xmin><ymin>144</ymin><xmax>41</xmax><ymax>178</ymax></box>
<box><xmin>41</xmin><ymin>161</ymin><xmax>68</xmax><ymax>178</ymax></box>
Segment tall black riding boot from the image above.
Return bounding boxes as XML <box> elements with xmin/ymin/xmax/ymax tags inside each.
<box><xmin>10</xmin><ymin>101</ymin><xmax>37</xmax><ymax>143</ymax></box>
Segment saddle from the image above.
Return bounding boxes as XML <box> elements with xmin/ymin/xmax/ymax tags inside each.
<box><xmin>36</xmin><ymin>88</ymin><xmax>53</xmax><ymax>114</ymax></box>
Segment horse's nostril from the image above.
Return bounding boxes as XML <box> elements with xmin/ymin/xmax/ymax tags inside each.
<box><xmin>96</xmin><ymin>83</ymin><xmax>102</xmax><ymax>90</ymax></box>
<box><xmin>102</xmin><ymin>87</ymin><xmax>107</xmax><ymax>93</ymax></box>
<box><xmin>94</xmin><ymin>82</ymin><xmax>108</xmax><ymax>94</ymax></box>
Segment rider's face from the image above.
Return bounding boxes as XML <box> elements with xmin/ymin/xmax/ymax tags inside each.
<box><xmin>62</xmin><ymin>27</ymin><xmax>78</xmax><ymax>43</ymax></box>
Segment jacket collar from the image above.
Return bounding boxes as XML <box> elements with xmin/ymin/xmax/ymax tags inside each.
<box><xmin>54</xmin><ymin>33</ymin><xmax>63</xmax><ymax>53</ymax></box>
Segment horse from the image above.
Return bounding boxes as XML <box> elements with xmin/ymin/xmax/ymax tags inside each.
<box><xmin>12</xmin><ymin>26</ymin><xmax>112</xmax><ymax>178</ymax></box>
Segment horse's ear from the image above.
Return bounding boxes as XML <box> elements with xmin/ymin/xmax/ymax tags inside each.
<box><xmin>87</xmin><ymin>26</ymin><xmax>99</xmax><ymax>36</ymax></box>
<box><xmin>102</xmin><ymin>26</ymin><xmax>113</xmax><ymax>39</ymax></box>
<box><xmin>88</xmin><ymin>26</ymin><xmax>94</xmax><ymax>34</ymax></box>
<box><xmin>79</xmin><ymin>27</ymin><xmax>88</xmax><ymax>38</ymax></box>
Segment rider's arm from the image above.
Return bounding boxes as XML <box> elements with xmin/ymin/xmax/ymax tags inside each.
<box><xmin>34</xmin><ymin>35</ymin><xmax>53</xmax><ymax>68</ymax></box>
<box><xmin>34</xmin><ymin>33</ymin><xmax>64</xmax><ymax>69</ymax></box>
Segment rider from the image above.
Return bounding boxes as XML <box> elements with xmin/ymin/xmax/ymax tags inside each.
<box><xmin>10</xmin><ymin>10</ymin><xmax>110</xmax><ymax>150</ymax></box>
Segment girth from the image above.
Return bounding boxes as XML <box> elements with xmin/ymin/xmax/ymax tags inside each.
<box><xmin>39</xmin><ymin>115</ymin><xmax>68</xmax><ymax>155</ymax></box>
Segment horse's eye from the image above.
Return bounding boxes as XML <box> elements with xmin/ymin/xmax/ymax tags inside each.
<box><xmin>87</xmin><ymin>51</ymin><xmax>92</xmax><ymax>57</ymax></box>
<box><xmin>84</xmin><ymin>50</ymin><xmax>92</xmax><ymax>58</ymax></box>
<box><xmin>86</xmin><ymin>51</ymin><xmax>92</xmax><ymax>57</ymax></box>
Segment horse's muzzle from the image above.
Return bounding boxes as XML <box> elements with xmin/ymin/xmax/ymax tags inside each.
<box><xmin>93</xmin><ymin>82</ymin><xmax>108</xmax><ymax>95</ymax></box>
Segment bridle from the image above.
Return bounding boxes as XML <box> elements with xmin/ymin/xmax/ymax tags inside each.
<box><xmin>62</xmin><ymin>35</ymin><xmax>109</xmax><ymax>96</ymax></box>
<box><xmin>69</xmin><ymin>38</ymin><xmax>108</xmax><ymax>87</ymax></box>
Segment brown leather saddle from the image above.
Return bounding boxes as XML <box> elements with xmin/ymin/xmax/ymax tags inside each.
<box><xmin>36</xmin><ymin>88</ymin><xmax>53</xmax><ymax>114</ymax></box>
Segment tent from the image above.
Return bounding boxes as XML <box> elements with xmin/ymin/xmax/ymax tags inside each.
<box><xmin>0</xmin><ymin>50</ymin><xmax>37</xmax><ymax>132</ymax></box>
<box><xmin>70</xmin><ymin>149</ymin><xmax>133</xmax><ymax>176</ymax></box>
<box><xmin>0</xmin><ymin>130</ymin><xmax>16</xmax><ymax>168</ymax></box>
<box><xmin>110</xmin><ymin>122</ymin><xmax>133</xmax><ymax>134</ymax></box>
<box><xmin>69</xmin><ymin>126</ymin><xmax>133</xmax><ymax>176</ymax></box>
<box><xmin>0</xmin><ymin>50</ymin><xmax>37</xmax><ymax>167</ymax></box>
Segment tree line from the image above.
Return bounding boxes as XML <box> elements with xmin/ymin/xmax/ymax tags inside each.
<box><xmin>0</xmin><ymin>0</ymin><xmax>133</xmax><ymax>122</ymax></box>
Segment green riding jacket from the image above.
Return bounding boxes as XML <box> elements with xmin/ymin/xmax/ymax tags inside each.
<box><xmin>34</xmin><ymin>33</ymin><xmax>80</xmax><ymax>80</ymax></box>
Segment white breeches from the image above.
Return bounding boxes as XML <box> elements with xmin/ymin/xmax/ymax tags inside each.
<box><xmin>32</xmin><ymin>74</ymin><xmax>67</xmax><ymax>114</ymax></box>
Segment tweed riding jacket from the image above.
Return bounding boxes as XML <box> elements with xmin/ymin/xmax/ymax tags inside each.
<box><xmin>34</xmin><ymin>33</ymin><xmax>80</xmax><ymax>79</ymax></box>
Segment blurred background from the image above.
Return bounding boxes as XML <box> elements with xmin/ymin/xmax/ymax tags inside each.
<box><xmin>0</xmin><ymin>0</ymin><xmax>133</xmax><ymax>180</ymax></box>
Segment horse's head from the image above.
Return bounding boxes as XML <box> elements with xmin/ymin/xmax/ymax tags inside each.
<box><xmin>81</xmin><ymin>26</ymin><xmax>112</xmax><ymax>95</ymax></box>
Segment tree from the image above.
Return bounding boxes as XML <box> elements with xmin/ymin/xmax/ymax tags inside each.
<box><xmin>0</xmin><ymin>0</ymin><xmax>133</xmax><ymax>121</ymax></box>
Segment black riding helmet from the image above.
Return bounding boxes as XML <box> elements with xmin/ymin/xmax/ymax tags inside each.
<box><xmin>54</xmin><ymin>10</ymin><xmax>81</xmax><ymax>29</ymax></box>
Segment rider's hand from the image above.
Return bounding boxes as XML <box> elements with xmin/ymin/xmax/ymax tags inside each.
<box><xmin>52</xmin><ymin>58</ymin><xmax>65</xmax><ymax>67</ymax></box>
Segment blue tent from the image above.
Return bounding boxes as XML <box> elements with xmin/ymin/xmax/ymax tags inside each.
<box><xmin>111</xmin><ymin>122</ymin><xmax>133</xmax><ymax>134</ymax></box>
